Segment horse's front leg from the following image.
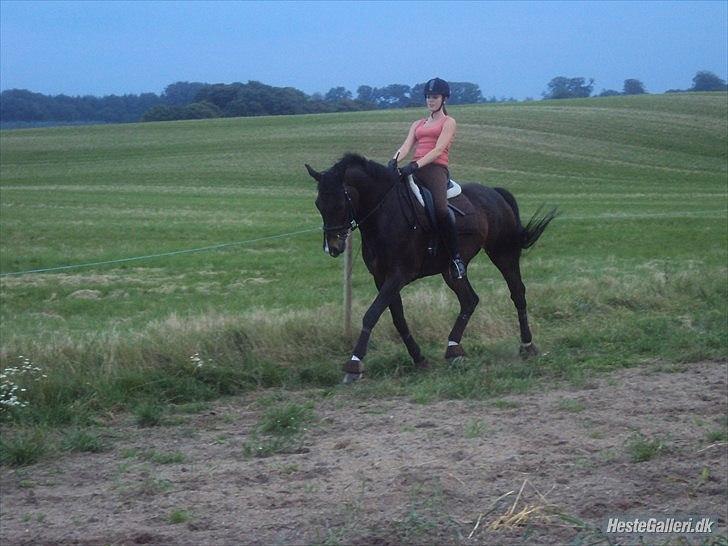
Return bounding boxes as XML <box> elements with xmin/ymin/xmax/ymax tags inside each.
<box><xmin>343</xmin><ymin>275</ymin><xmax>403</xmax><ymax>383</ymax></box>
<box><xmin>389</xmin><ymin>293</ymin><xmax>429</xmax><ymax>370</ymax></box>
<box><xmin>442</xmin><ymin>272</ymin><xmax>480</xmax><ymax>362</ymax></box>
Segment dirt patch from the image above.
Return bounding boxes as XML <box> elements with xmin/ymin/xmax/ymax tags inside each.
<box><xmin>1</xmin><ymin>361</ymin><xmax>726</xmax><ymax>545</ymax></box>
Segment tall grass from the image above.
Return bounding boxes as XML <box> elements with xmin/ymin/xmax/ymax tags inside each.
<box><xmin>1</xmin><ymin>265</ymin><xmax>724</xmax><ymax>426</ymax></box>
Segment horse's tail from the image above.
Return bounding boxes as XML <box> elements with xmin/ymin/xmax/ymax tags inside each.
<box><xmin>494</xmin><ymin>187</ymin><xmax>558</xmax><ymax>250</ymax></box>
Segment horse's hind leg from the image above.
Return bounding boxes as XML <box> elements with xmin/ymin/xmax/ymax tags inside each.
<box><xmin>488</xmin><ymin>248</ymin><xmax>539</xmax><ymax>358</ymax></box>
<box><xmin>442</xmin><ymin>274</ymin><xmax>480</xmax><ymax>361</ymax></box>
<box><xmin>389</xmin><ymin>294</ymin><xmax>429</xmax><ymax>369</ymax></box>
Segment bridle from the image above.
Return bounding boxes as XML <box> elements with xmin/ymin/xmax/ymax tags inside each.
<box><xmin>321</xmin><ymin>187</ymin><xmax>357</xmax><ymax>240</ymax></box>
<box><xmin>320</xmin><ymin>176</ymin><xmax>400</xmax><ymax>243</ymax></box>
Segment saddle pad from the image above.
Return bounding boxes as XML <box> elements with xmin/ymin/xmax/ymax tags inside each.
<box><xmin>407</xmin><ymin>175</ymin><xmax>462</xmax><ymax>207</ymax></box>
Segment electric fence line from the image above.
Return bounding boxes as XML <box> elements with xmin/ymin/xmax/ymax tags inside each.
<box><xmin>0</xmin><ymin>226</ymin><xmax>321</xmax><ymax>277</ymax></box>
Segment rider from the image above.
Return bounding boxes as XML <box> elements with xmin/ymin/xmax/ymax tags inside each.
<box><xmin>389</xmin><ymin>77</ymin><xmax>466</xmax><ymax>279</ymax></box>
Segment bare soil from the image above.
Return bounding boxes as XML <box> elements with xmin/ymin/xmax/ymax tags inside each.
<box><xmin>1</xmin><ymin>361</ymin><xmax>726</xmax><ymax>545</ymax></box>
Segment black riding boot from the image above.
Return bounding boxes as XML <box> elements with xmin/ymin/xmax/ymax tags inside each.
<box><xmin>443</xmin><ymin>209</ymin><xmax>466</xmax><ymax>279</ymax></box>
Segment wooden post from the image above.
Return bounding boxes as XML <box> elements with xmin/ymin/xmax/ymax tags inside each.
<box><xmin>343</xmin><ymin>232</ymin><xmax>353</xmax><ymax>337</ymax></box>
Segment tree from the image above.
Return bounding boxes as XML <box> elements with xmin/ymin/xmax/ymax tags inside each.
<box><xmin>181</xmin><ymin>101</ymin><xmax>222</xmax><ymax>119</ymax></box>
<box><xmin>690</xmin><ymin>71</ymin><xmax>727</xmax><ymax>92</ymax></box>
<box><xmin>324</xmin><ymin>87</ymin><xmax>352</xmax><ymax>102</ymax></box>
<box><xmin>623</xmin><ymin>79</ymin><xmax>646</xmax><ymax>95</ymax></box>
<box><xmin>194</xmin><ymin>83</ymin><xmax>243</xmax><ymax>110</ymax></box>
<box><xmin>223</xmin><ymin>81</ymin><xmax>309</xmax><ymax>116</ymax></box>
<box><xmin>225</xmin><ymin>96</ymin><xmax>266</xmax><ymax>117</ymax></box>
<box><xmin>141</xmin><ymin>105</ymin><xmax>183</xmax><ymax>122</ymax></box>
<box><xmin>373</xmin><ymin>84</ymin><xmax>411</xmax><ymax>108</ymax></box>
<box><xmin>0</xmin><ymin>89</ymin><xmax>48</xmax><ymax>120</ymax></box>
<box><xmin>356</xmin><ymin>85</ymin><xmax>376</xmax><ymax>103</ymax></box>
<box><xmin>448</xmin><ymin>82</ymin><xmax>483</xmax><ymax>104</ymax></box>
<box><xmin>599</xmin><ymin>89</ymin><xmax>621</xmax><ymax>97</ymax></box>
<box><xmin>543</xmin><ymin>76</ymin><xmax>594</xmax><ymax>99</ymax></box>
<box><xmin>163</xmin><ymin>82</ymin><xmax>208</xmax><ymax>106</ymax></box>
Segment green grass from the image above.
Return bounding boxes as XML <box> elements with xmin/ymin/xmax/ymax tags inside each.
<box><xmin>0</xmin><ymin>425</ymin><xmax>111</xmax><ymax>466</ymax></box>
<box><xmin>1</xmin><ymin>93</ymin><xmax>726</xmax><ymax>432</ymax></box>
<box><xmin>0</xmin><ymin>427</ymin><xmax>47</xmax><ymax>466</ymax></box>
<box><xmin>706</xmin><ymin>429</ymin><xmax>728</xmax><ymax>443</ymax></box>
<box><xmin>168</xmin><ymin>509</ymin><xmax>190</xmax><ymax>524</ymax></box>
<box><xmin>61</xmin><ymin>427</ymin><xmax>107</xmax><ymax>453</ymax></box>
<box><xmin>258</xmin><ymin>401</ymin><xmax>314</xmax><ymax>436</ymax></box>
<box><xmin>133</xmin><ymin>402</ymin><xmax>165</xmax><ymax>428</ymax></box>
<box><xmin>558</xmin><ymin>399</ymin><xmax>586</xmax><ymax>413</ymax></box>
<box><xmin>395</xmin><ymin>479</ymin><xmax>460</xmax><ymax>544</ymax></box>
<box><xmin>626</xmin><ymin>433</ymin><xmax>666</xmax><ymax>463</ymax></box>
<box><xmin>141</xmin><ymin>450</ymin><xmax>186</xmax><ymax>465</ymax></box>
<box><xmin>242</xmin><ymin>401</ymin><xmax>315</xmax><ymax>458</ymax></box>
<box><xmin>464</xmin><ymin>418</ymin><xmax>488</xmax><ymax>438</ymax></box>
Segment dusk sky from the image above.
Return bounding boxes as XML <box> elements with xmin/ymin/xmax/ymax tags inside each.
<box><xmin>1</xmin><ymin>0</ymin><xmax>726</xmax><ymax>100</ymax></box>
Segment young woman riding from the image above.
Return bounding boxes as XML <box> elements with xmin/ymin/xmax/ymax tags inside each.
<box><xmin>389</xmin><ymin>77</ymin><xmax>466</xmax><ymax>279</ymax></box>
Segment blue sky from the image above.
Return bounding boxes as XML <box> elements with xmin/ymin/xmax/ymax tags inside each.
<box><xmin>1</xmin><ymin>0</ymin><xmax>726</xmax><ymax>99</ymax></box>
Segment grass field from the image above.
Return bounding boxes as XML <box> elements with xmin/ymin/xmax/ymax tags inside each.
<box><xmin>0</xmin><ymin>93</ymin><xmax>726</xmax><ymax>431</ymax></box>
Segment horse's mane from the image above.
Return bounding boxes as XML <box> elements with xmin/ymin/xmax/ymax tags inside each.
<box><xmin>329</xmin><ymin>153</ymin><xmax>398</xmax><ymax>187</ymax></box>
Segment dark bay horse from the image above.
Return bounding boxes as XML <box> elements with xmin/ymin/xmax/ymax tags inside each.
<box><xmin>305</xmin><ymin>153</ymin><xmax>556</xmax><ymax>383</ymax></box>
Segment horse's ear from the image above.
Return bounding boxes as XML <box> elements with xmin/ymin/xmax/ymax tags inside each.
<box><xmin>305</xmin><ymin>164</ymin><xmax>322</xmax><ymax>182</ymax></box>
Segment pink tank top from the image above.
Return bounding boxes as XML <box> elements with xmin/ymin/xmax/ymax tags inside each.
<box><xmin>413</xmin><ymin>115</ymin><xmax>451</xmax><ymax>166</ymax></box>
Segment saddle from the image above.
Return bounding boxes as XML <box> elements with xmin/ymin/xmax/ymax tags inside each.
<box><xmin>405</xmin><ymin>174</ymin><xmax>473</xmax><ymax>225</ymax></box>
<box><xmin>402</xmin><ymin>174</ymin><xmax>478</xmax><ymax>256</ymax></box>
<box><xmin>407</xmin><ymin>175</ymin><xmax>464</xmax><ymax>229</ymax></box>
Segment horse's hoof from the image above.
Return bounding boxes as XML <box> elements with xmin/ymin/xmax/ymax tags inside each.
<box><xmin>414</xmin><ymin>357</ymin><xmax>430</xmax><ymax>370</ymax></box>
<box><xmin>342</xmin><ymin>373</ymin><xmax>362</xmax><ymax>384</ymax></box>
<box><xmin>519</xmin><ymin>342</ymin><xmax>540</xmax><ymax>359</ymax></box>
<box><xmin>342</xmin><ymin>359</ymin><xmax>362</xmax><ymax>374</ymax></box>
<box><xmin>445</xmin><ymin>344</ymin><xmax>465</xmax><ymax>362</ymax></box>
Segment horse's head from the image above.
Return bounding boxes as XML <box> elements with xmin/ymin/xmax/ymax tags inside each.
<box><xmin>305</xmin><ymin>163</ymin><xmax>352</xmax><ymax>257</ymax></box>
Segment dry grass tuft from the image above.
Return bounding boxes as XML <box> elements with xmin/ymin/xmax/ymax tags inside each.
<box><xmin>468</xmin><ymin>479</ymin><xmax>558</xmax><ymax>539</ymax></box>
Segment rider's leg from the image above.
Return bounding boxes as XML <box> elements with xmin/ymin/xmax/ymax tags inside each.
<box><xmin>416</xmin><ymin>164</ymin><xmax>466</xmax><ymax>279</ymax></box>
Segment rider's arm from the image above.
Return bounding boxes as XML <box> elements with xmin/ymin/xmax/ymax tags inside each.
<box><xmin>412</xmin><ymin>117</ymin><xmax>456</xmax><ymax>169</ymax></box>
<box><xmin>393</xmin><ymin>120</ymin><xmax>420</xmax><ymax>163</ymax></box>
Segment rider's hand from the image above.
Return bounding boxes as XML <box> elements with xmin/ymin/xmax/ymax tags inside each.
<box><xmin>399</xmin><ymin>161</ymin><xmax>419</xmax><ymax>176</ymax></box>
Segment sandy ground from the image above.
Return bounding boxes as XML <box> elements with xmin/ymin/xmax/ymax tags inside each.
<box><xmin>1</xmin><ymin>361</ymin><xmax>726</xmax><ymax>546</ymax></box>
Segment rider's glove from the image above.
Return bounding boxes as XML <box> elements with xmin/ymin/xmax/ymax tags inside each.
<box><xmin>387</xmin><ymin>158</ymin><xmax>398</xmax><ymax>171</ymax></box>
<box><xmin>399</xmin><ymin>161</ymin><xmax>419</xmax><ymax>177</ymax></box>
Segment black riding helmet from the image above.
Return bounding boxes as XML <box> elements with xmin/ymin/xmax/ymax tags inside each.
<box><xmin>424</xmin><ymin>77</ymin><xmax>450</xmax><ymax>98</ymax></box>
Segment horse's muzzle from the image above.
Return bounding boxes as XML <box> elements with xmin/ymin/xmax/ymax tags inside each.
<box><xmin>324</xmin><ymin>232</ymin><xmax>348</xmax><ymax>257</ymax></box>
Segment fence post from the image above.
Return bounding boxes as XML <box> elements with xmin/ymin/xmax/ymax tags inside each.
<box><xmin>343</xmin><ymin>232</ymin><xmax>353</xmax><ymax>337</ymax></box>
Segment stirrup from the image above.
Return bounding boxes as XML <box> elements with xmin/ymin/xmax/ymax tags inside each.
<box><xmin>451</xmin><ymin>258</ymin><xmax>466</xmax><ymax>279</ymax></box>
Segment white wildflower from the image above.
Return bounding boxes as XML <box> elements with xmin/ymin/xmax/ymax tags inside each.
<box><xmin>0</xmin><ymin>356</ymin><xmax>46</xmax><ymax>411</ymax></box>
<box><xmin>189</xmin><ymin>353</ymin><xmax>209</xmax><ymax>370</ymax></box>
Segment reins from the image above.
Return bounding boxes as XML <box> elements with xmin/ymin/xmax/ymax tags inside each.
<box><xmin>322</xmin><ymin>175</ymin><xmax>400</xmax><ymax>235</ymax></box>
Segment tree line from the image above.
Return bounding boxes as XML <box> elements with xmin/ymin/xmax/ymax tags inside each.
<box><xmin>0</xmin><ymin>80</ymin><xmax>501</xmax><ymax>126</ymax></box>
<box><xmin>543</xmin><ymin>71</ymin><xmax>727</xmax><ymax>99</ymax></box>
<box><xmin>1</xmin><ymin>71</ymin><xmax>725</xmax><ymax>128</ymax></box>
